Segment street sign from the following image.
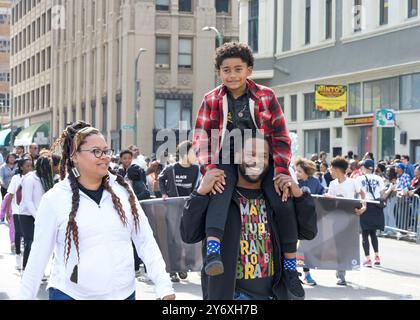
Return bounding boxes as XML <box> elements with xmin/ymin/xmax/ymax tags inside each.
<box><xmin>375</xmin><ymin>108</ymin><xmax>395</xmax><ymax>127</ymax></box>
<box><xmin>122</xmin><ymin>124</ymin><xmax>136</xmax><ymax>130</ymax></box>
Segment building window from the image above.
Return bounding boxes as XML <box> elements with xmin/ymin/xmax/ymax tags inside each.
<box><xmin>179</xmin><ymin>0</ymin><xmax>192</xmax><ymax>12</ymax></box>
<box><xmin>353</xmin><ymin>0</ymin><xmax>362</xmax><ymax>32</ymax></box>
<box><xmin>0</xmin><ymin>93</ymin><xmax>9</xmax><ymax>108</ymax></box>
<box><xmin>81</xmin><ymin>104</ymin><xmax>86</xmax><ymax>123</ymax></box>
<box><xmin>277</xmin><ymin>97</ymin><xmax>284</xmax><ymax>112</ymax></box>
<box><xmin>0</xmin><ymin>72</ymin><xmax>9</xmax><ymax>82</ymax></box>
<box><xmin>336</xmin><ymin>127</ymin><xmax>342</xmax><ymax>139</ymax></box>
<box><xmin>380</xmin><ymin>0</ymin><xmax>389</xmax><ymax>25</ymax></box>
<box><xmin>304</xmin><ymin>129</ymin><xmax>330</xmax><ymax>159</ymax></box>
<box><xmin>41</xmin><ymin>86</ymin><xmax>45</xmax><ymax>108</ymax></box>
<box><xmin>326</xmin><ymin>0</ymin><xmax>332</xmax><ymax>39</ymax></box>
<box><xmin>305</xmin><ymin>0</ymin><xmax>311</xmax><ymax>45</ymax></box>
<box><xmin>47</xmin><ymin>47</ymin><xmax>51</xmax><ymax>69</ymax></box>
<box><xmin>91</xmin><ymin>101</ymin><xmax>96</xmax><ymax>127</ymax></box>
<box><xmin>64</xmin><ymin>109</ymin><xmax>68</xmax><ymax>127</ymax></box>
<box><xmin>156</xmin><ymin>37</ymin><xmax>170</xmax><ymax>67</ymax></box>
<box><xmin>102</xmin><ymin>100</ymin><xmax>108</xmax><ymax>133</ymax></box>
<box><xmin>291</xmin><ymin>95</ymin><xmax>297</xmax><ymax>122</ymax></box>
<box><xmin>46</xmin><ymin>84</ymin><xmax>50</xmax><ymax>107</ymax></box>
<box><xmin>156</xmin><ymin>0</ymin><xmax>170</xmax><ymax>11</ymax></box>
<box><xmin>363</xmin><ymin>77</ymin><xmax>399</xmax><ymax>114</ymax></box>
<box><xmin>348</xmin><ymin>83</ymin><xmax>361</xmax><ymax>115</ymax></box>
<box><xmin>304</xmin><ymin>93</ymin><xmax>329</xmax><ymax>120</ymax></box>
<box><xmin>408</xmin><ymin>0</ymin><xmax>418</xmax><ymax>18</ymax></box>
<box><xmin>248</xmin><ymin>0</ymin><xmax>259</xmax><ymax>53</ymax></box>
<box><xmin>216</xmin><ymin>0</ymin><xmax>230</xmax><ymax>13</ymax></box>
<box><xmin>0</xmin><ymin>39</ymin><xmax>10</xmax><ymax>53</ymax></box>
<box><xmin>0</xmin><ymin>14</ymin><xmax>9</xmax><ymax>24</ymax></box>
<box><xmin>400</xmin><ymin>73</ymin><xmax>420</xmax><ymax>110</ymax></box>
<box><xmin>154</xmin><ymin>96</ymin><xmax>192</xmax><ymax>130</ymax></box>
<box><xmin>178</xmin><ymin>38</ymin><xmax>192</xmax><ymax>68</ymax></box>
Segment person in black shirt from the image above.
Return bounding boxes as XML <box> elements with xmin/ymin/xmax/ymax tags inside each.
<box><xmin>159</xmin><ymin>141</ymin><xmax>200</xmax><ymax>199</ymax></box>
<box><xmin>158</xmin><ymin>141</ymin><xmax>200</xmax><ymax>282</ymax></box>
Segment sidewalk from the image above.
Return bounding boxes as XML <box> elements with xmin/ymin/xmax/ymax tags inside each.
<box><xmin>1</xmin><ymin>224</ymin><xmax>419</xmax><ymax>300</ymax></box>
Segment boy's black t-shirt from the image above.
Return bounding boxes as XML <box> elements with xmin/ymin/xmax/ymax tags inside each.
<box><xmin>78</xmin><ymin>182</ymin><xmax>104</xmax><ymax>205</ymax></box>
<box><xmin>235</xmin><ymin>187</ymin><xmax>274</xmax><ymax>299</ymax></box>
<box><xmin>221</xmin><ymin>90</ymin><xmax>257</xmax><ymax>164</ymax></box>
<box><xmin>173</xmin><ymin>163</ymin><xmax>199</xmax><ymax>197</ymax></box>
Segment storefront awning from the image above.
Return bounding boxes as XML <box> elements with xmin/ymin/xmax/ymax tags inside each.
<box><xmin>0</xmin><ymin>128</ymin><xmax>11</xmax><ymax>147</ymax></box>
<box><xmin>14</xmin><ymin>122</ymin><xmax>50</xmax><ymax>147</ymax></box>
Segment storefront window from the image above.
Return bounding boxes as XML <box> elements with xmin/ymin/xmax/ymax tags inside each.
<box><xmin>304</xmin><ymin>93</ymin><xmax>329</xmax><ymax>120</ymax></box>
<box><xmin>400</xmin><ymin>73</ymin><xmax>420</xmax><ymax>110</ymax></box>
<box><xmin>363</xmin><ymin>77</ymin><xmax>399</xmax><ymax>113</ymax></box>
<box><xmin>304</xmin><ymin>129</ymin><xmax>330</xmax><ymax>159</ymax></box>
<box><xmin>348</xmin><ymin>83</ymin><xmax>361</xmax><ymax>115</ymax></box>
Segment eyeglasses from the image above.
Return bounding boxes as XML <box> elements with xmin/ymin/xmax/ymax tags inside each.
<box><xmin>79</xmin><ymin>149</ymin><xmax>114</xmax><ymax>158</ymax></box>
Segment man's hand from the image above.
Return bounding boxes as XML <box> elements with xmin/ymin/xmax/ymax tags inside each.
<box><xmin>162</xmin><ymin>294</ymin><xmax>176</xmax><ymax>300</ymax></box>
<box><xmin>162</xmin><ymin>194</ymin><xmax>169</xmax><ymax>201</ymax></box>
<box><xmin>197</xmin><ymin>169</ymin><xmax>226</xmax><ymax>196</ymax></box>
<box><xmin>274</xmin><ymin>174</ymin><xmax>302</xmax><ymax>201</ymax></box>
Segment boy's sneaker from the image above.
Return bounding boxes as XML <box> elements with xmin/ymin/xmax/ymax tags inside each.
<box><xmin>304</xmin><ymin>273</ymin><xmax>317</xmax><ymax>286</ymax></box>
<box><xmin>374</xmin><ymin>256</ymin><xmax>381</xmax><ymax>266</ymax></box>
<box><xmin>204</xmin><ymin>252</ymin><xmax>224</xmax><ymax>276</ymax></box>
<box><xmin>363</xmin><ymin>259</ymin><xmax>373</xmax><ymax>268</ymax></box>
<box><xmin>283</xmin><ymin>271</ymin><xmax>305</xmax><ymax>300</ymax></box>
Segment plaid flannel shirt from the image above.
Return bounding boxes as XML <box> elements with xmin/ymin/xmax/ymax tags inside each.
<box><xmin>396</xmin><ymin>173</ymin><xmax>412</xmax><ymax>192</ymax></box>
<box><xmin>193</xmin><ymin>79</ymin><xmax>291</xmax><ymax>177</ymax></box>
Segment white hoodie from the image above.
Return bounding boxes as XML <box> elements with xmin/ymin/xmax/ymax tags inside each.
<box><xmin>19</xmin><ymin>174</ymin><xmax>174</xmax><ymax>300</ymax></box>
<box><xmin>19</xmin><ymin>171</ymin><xmax>44</xmax><ymax>217</ymax></box>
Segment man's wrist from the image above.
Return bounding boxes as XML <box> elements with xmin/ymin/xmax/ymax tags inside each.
<box><xmin>295</xmin><ymin>187</ymin><xmax>310</xmax><ymax>201</ymax></box>
<box><xmin>195</xmin><ymin>188</ymin><xmax>207</xmax><ymax>196</ymax></box>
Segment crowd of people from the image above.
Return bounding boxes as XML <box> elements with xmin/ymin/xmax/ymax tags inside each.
<box><xmin>0</xmin><ymin>41</ymin><xmax>419</xmax><ymax>301</ymax></box>
<box><xmin>293</xmin><ymin>150</ymin><xmax>420</xmax><ymax>286</ymax></box>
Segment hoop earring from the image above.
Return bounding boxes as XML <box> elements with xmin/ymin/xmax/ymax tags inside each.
<box><xmin>71</xmin><ymin>167</ymin><xmax>81</xmax><ymax>178</ymax></box>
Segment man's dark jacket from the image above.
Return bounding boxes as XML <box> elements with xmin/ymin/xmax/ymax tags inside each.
<box><xmin>180</xmin><ymin>189</ymin><xmax>315</xmax><ymax>300</ymax></box>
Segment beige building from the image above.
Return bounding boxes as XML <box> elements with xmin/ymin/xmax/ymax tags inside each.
<box><xmin>11</xmin><ymin>0</ymin><xmax>239</xmax><ymax>154</ymax></box>
<box><xmin>10</xmin><ymin>0</ymin><xmax>52</xmax><ymax>147</ymax></box>
<box><xmin>0</xmin><ymin>0</ymin><xmax>11</xmax><ymax>150</ymax></box>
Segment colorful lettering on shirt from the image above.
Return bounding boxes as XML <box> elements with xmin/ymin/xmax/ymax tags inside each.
<box><xmin>236</xmin><ymin>197</ymin><xmax>274</xmax><ymax>280</ymax></box>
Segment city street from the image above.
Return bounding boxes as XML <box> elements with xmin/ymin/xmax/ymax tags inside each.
<box><xmin>1</xmin><ymin>224</ymin><xmax>419</xmax><ymax>300</ymax></box>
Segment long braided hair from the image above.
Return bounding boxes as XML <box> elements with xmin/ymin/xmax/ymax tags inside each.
<box><xmin>52</xmin><ymin>121</ymin><xmax>140</xmax><ymax>264</ymax></box>
<box><xmin>35</xmin><ymin>156</ymin><xmax>55</xmax><ymax>192</ymax></box>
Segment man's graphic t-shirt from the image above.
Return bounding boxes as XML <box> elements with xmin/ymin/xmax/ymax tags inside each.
<box><xmin>235</xmin><ymin>187</ymin><xmax>274</xmax><ymax>299</ymax></box>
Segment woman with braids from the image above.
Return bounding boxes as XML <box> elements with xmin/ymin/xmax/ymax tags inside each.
<box><xmin>19</xmin><ymin>121</ymin><xmax>175</xmax><ymax>300</ymax></box>
<box><xmin>19</xmin><ymin>155</ymin><xmax>55</xmax><ymax>270</ymax></box>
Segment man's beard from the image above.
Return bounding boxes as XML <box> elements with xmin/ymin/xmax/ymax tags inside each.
<box><xmin>238</xmin><ymin>162</ymin><xmax>269</xmax><ymax>183</ymax></box>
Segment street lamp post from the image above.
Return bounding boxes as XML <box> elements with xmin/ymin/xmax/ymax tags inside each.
<box><xmin>202</xmin><ymin>26</ymin><xmax>224</xmax><ymax>47</ymax></box>
<box><xmin>134</xmin><ymin>48</ymin><xmax>147</xmax><ymax>147</ymax></box>
<box><xmin>9</xmin><ymin>90</ymin><xmax>13</xmax><ymax>151</ymax></box>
